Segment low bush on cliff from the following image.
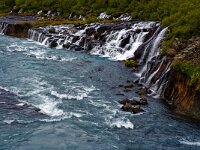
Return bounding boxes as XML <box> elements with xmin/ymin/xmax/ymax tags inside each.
<box><xmin>125</xmin><ymin>59</ymin><xmax>137</xmax><ymax>68</ymax></box>
<box><xmin>172</xmin><ymin>61</ymin><xmax>200</xmax><ymax>90</ymax></box>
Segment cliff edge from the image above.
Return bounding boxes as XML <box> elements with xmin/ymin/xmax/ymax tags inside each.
<box><xmin>164</xmin><ymin>37</ymin><xmax>200</xmax><ymax>119</ymax></box>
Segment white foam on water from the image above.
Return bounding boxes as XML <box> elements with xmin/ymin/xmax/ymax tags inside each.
<box><xmin>78</xmin><ymin>119</ymin><xmax>99</xmax><ymax>126</ymax></box>
<box><xmin>16</xmin><ymin>103</ymin><xmax>25</xmax><ymax>106</ymax></box>
<box><xmin>27</xmin><ymin>51</ymin><xmax>76</xmax><ymax>62</ymax></box>
<box><xmin>6</xmin><ymin>42</ymin><xmax>77</xmax><ymax>62</ymax></box>
<box><xmin>179</xmin><ymin>139</ymin><xmax>200</xmax><ymax>146</ymax></box>
<box><xmin>37</xmin><ymin>95</ymin><xmax>64</xmax><ymax>117</ymax></box>
<box><xmin>38</xmin><ymin>115</ymin><xmax>72</xmax><ymax>123</ymax></box>
<box><xmin>3</xmin><ymin>119</ymin><xmax>15</xmax><ymax>124</ymax></box>
<box><xmin>89</xmin><ymin>99</ymin><xmax>109</xmax><ymax>108</ymax></box>
<box><xmin>51</xmin><ymin>85</ymin><xmax>96</xmax><ymax>100</ymax></box>
<box><xmin>9</xmin><ymin>78</ymin><xmax>65</xmax><ymax>118</ymax></box>
<box><xmin>106</xmin><ymin>117</ymin><xmax>134</xmax><ymax>129</ymax></box>
<box><xmin>0</xmin><ymin>86</ymin><xmax>10</xmax><ymax>92</ymax></box>
<box><xmin>38</xmin><ymin>112</ymin><xmax>84</xmax><ymax>123</ymax></box>
<box><xmin>6</xmin><ymin>44</ymin><xmax>28</xmax><ymax>52</ymax></box>
<box><xmin>70</xmin><ymin>112</ymin><xmax>84</xmax><ymax>118</ymax></box>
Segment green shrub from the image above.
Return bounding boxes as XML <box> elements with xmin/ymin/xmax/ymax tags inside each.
<box><xmin>172</xmin><ymin>61</ymin><xmax>200</xmax><ymax>90</ymax></box>
<box><xmin>125</xmin><ymin>59</ymin><xmax>137</xmax><ymax>68</ymax></box>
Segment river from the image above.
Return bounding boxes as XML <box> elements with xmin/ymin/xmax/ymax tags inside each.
<box><xmin>0</xmin><ymin>34</ymin><xmax>200</xmax><ymax>150</ymax></box>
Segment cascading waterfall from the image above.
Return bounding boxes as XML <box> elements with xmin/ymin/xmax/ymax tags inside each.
<box><xmin>136</xmin><ymin>27</ymin><xmax>170</xmax><ymax>97</ymax></box>
<box><xmin>0</xmin><ymin>22</ymin><xmax>8</xmax><ymax>34</ymax></box>
<box><xmin>27</xmin><ymin>21</ymin><xmax>170</xmax><ymax>97</ymax></box>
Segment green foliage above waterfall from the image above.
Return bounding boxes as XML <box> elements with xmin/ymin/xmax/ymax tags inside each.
<box><xmin>0</xmin><ymin>0</ymin><xmax>199</xmax><ymax>40</ymax></box>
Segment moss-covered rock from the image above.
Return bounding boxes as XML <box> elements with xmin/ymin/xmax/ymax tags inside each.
<box><xmin>125</xmin><ymin>59</ymin><xmax>137</xmax><ymax>68</ymax></box>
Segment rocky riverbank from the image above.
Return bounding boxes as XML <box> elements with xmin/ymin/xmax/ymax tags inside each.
<box><xmin>164</xmin><ymin>37</ymin><xmax>200</xmax><ymax>119</ymax></box>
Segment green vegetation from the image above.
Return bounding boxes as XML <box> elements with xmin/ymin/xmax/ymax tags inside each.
<box><xmin>0</xmin><ymin>0</ymin><xmax>198</xmax><ymax>40</ymax></box>
<box><xmin>125</xmin><ymin>59</ymin><xmax>137</xmax><ymax>68</ymax></box>
<box><xmin>0</xmin><ymin>0</ymin><xmax>15</xmax><ymax>13</ymax></box>
<box><xmin>172</xmin><ymin>61</ymin><xmax>200</xmax><ymax>90</ymax></box>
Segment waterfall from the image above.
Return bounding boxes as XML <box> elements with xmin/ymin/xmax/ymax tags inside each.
<box><xmin>0</xmin><ymin>22</ymin><xmax>8</xmax><ymax>34</ymax></box>
<box><xmin>27</xmin><ymin>22</ymin><xmax>170</xmax><ymax>96</ymax></box>
<box><xmin>135</xmin><ymin>27</ymin><xmax>170</xmax><ymax>97</ymax></box>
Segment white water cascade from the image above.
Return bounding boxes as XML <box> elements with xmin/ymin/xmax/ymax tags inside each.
<box><xmin>0</xmin><ymin>22</ymin><xmax>8</xmax><ymax>34</ymax></box>
<box><xmin>27</xmin><ymin>21</ymin><xmax>170</xmax><ymax>97</ymax></box>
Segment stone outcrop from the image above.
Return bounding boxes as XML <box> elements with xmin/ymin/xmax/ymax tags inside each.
<box><xmin>119</xmin><ymin>98</ymin><xmax>147</xmax><ymax>114</ymax></box>
<box><xmin>164</xmin><ymin>37</ymin><xmax>200</xmax><ymax>119</ymax></box>
<box><xmin>164</xmin><ymin>70</ymin><xmax>200</xmax><ymax>119</ymax></box>
<box><xmin>0</xmin><ymin>16</ymin><xmax>37</xmax><ymax>38</ymax></box>
<box><xmin>5</xmin><ymin>23</ymin><xmax>32</xmax><ymax>38</ymax></box>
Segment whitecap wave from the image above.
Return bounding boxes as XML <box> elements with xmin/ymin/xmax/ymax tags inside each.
<box><xmin>106</xmin><ymin>117</ymin><xmax>134</xmax><ymax>129</ymax></box>
<box><xmin>3</xmin><ymin>119</ymin><xmax>15</xmax><ymax>124</ymax></box>
<box><xmin>51</xmin><ymin>85</ymin><xmax>96</xmax><ymax>100</ymax></box>
<box><xmin>37</xmin><ymin>96</ymin><xmax>64</xmax><ymax>117</ymax></box>
<box><xmin>179</xmin><ymin>139</ymin><xmax>200</xmax><ymax>146</ymax></box>
<box><xmin>6</xmin><ymin>44</ymin><xmax>28</xmax><ymax>52</ymax></box>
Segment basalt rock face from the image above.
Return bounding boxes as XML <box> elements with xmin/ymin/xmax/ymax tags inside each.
<box><xmin>164</xmin><ymin>37</ymin><xmax>200</xmax><ymax>119</ymax></box>
<box><xmin>5</xmin><ymin>23</ymin><xmax>32</xmax><ymax>38</ymax></box>
<box><xmin>164</xmin><ymin>70</ymin><xmax>200</xmax><ymax>119</ymax></box>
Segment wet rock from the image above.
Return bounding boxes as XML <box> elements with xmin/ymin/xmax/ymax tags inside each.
<box><xmin>97</xmin><ymin>25</ymin><xmax>110</xmax><ymax>34</ymax></box>
<box><xmin>124</xmin><ymin>89</ymin><xmax>132</xmax><ymax>92</ymax></box>
<box><xmin>79</xmin><ymin>37</ymin><xmax>86</xmax><ymax>47</ymax></box>
<box><xmin>138</xmin><ymin>97</ymin><xmax>148</xmax><ymax>105</ymax></box>
<box><xmin>134</xmin><ymin>44</ymin><xmax>144</xmax><ymax>59</ymax></box>
<box><xmin>63</xmin><ymin>43</ymin><xmax>70</xmax><ymax>48</ymax></box>
<box><xmin>85</xmin><ymin>42</ymin><xmax>94</xmax><ymax>51</ymax></box>
<box><xmin>121</xmin><ymin>103</ymin><xmax>144</xmax><ymax>114</ymax></box>
<box><xmin>119</xmin><ymin>98</ymin><xmax>136</xmax><ymax>105</ymax></box>
<box><xmin>72</xmin><ymin>36</ymin><xmax>80</xmax><ymax>43</ymax></box>
<box><xmin>49</xmin><ymin>27</ymin><xmax>56</xmax><ymax>34</ymax></box>
<box><xmin>135</xmin><ymin>29</ymin><xmax>142</xmax><ymax>34</ymax></box>
<box><xmin>118</xmin><ymin>84</ymin><xmax>124</xmax><ymax>87</ymax></box>
<box><xmin>86</xmin><ymin>28</ymin><xmax>96</xmax><ymax>36</ymax></box>
<box><xmin>119</xmin><ymin>98</ymin><xmax>148</xmax><ymax>106</ymax></box>
<box><xmin>124</xmin><ymin>83</ymin><xmax>134</xmax><ymax>89</ymax></box>
<box><xmin>119</xmin><ymin>34</ymin><xmax>131</xmax><ymax>48</ymax></box>
<box><xmin>136</xmin><ymin>87</ymin><xmax>148</xmax><ymax>96</ymax></box>
<box><xmin>116</xmin><ymin>93</ymin><xmax>125</xmax><ymax>96</ymax></box>
<box><xmin>134</xmin><ymin>79</ymin><xmax>140</xmax><ymax>84</ymax></box>
<box><xmin>49</xmin><ymin>40</ymin><xmax>58</xmax><ymax>48</ymax></box>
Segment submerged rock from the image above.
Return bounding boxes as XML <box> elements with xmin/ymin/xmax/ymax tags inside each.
<box><xmin>49</xmin><ymin>40</ymin><xmax>58</xmax><ymax>48</ymax></box>
<box><xmin>119</xmin><ymin>97</ymin><xmax>147</xmax><ymax>114</ymax></box>
<box><xmin>121</xmin><ymin>103</ymin><xmax>145</xmax><ymax>114</ymax></box>
<box><xmin>119</xmin><ymin>97</ymin><xmax>148</xmax><ymax>106</ymax></box>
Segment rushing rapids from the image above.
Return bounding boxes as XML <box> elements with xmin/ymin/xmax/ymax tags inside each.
<box><xmin>27</xmin><ymin>21</ymin><xmax>170</xmax><ymax>97</ymax></box>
